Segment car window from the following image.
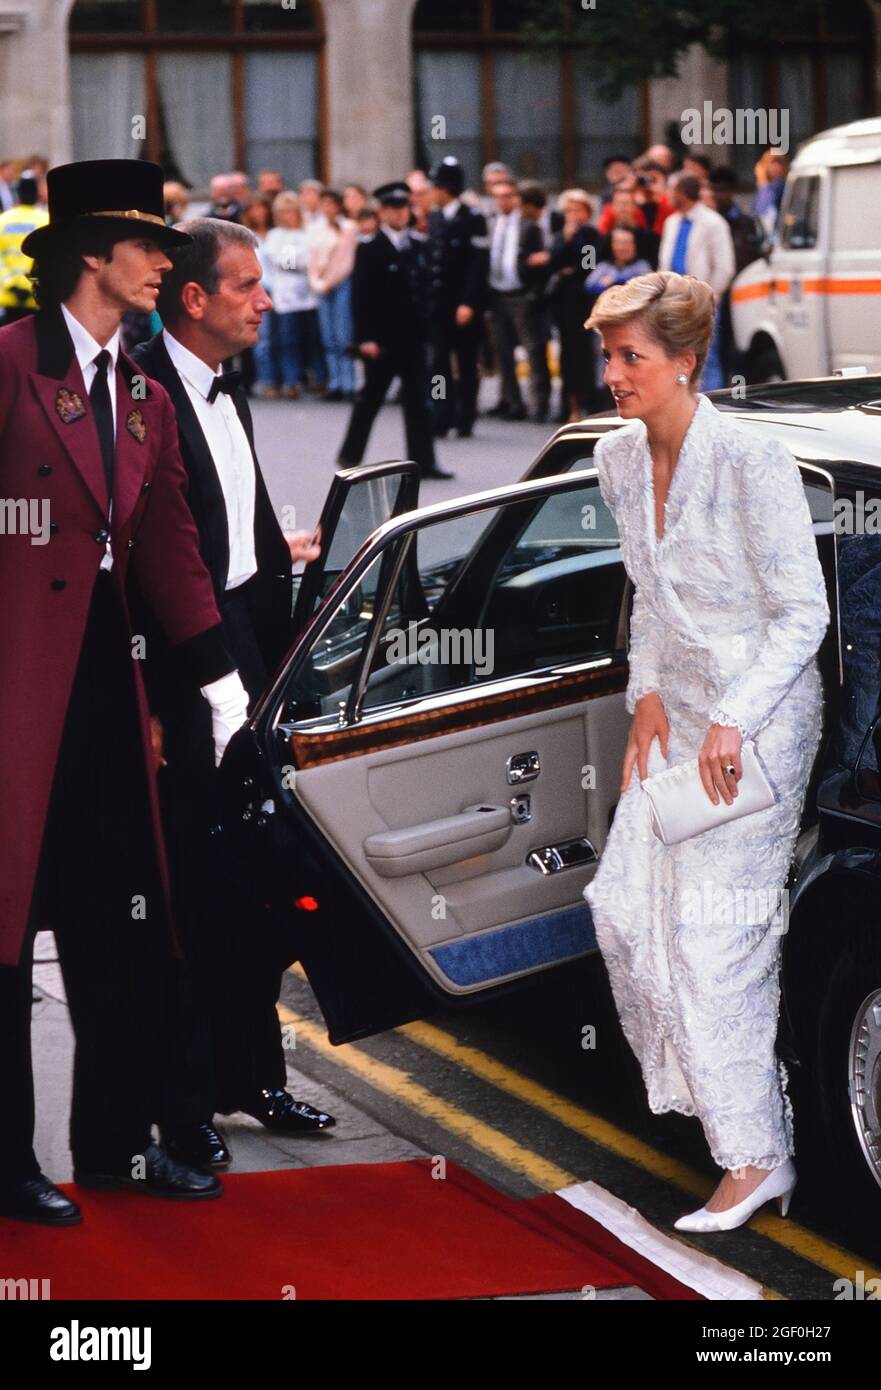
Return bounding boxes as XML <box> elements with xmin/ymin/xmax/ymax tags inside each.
<box><xmin>779</xmin><ymin>175</ymin><xmax>820</xmax><ymax>251</ymax></box>
<box><xmin>278</xmin><ymin>479</ymin><xmax>626</xmax><ymax>727</ymax></box>
<box><xmin>358</xmin><ymin>477</ymin><xmax>624</xmax><ymax>712</ymax></box>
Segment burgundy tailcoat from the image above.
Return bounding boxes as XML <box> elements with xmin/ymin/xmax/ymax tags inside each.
<box><xmin>0</xmin><ymin>308</ymin><xmax>233</xmax><ymax>967</ymax></box>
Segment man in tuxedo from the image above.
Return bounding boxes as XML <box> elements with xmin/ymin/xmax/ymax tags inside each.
<box><xmin>427</xmin><ymin>156</ymin><xmax>490</xmax><ymax>439</ymax></box>
<box><xmin>132</xmin><ymin>218</ymin><xmax>335</xmax><ymax>1172</ymax></box>
<box><xmin>0</xmin><ymin>159</ymin><xmax>250</xmax><ymax>1225</ymax></box>
<box><xmin>337</xmin><ymin>181</ymin><xmax>450</xmax><ymax>480</ymax></box>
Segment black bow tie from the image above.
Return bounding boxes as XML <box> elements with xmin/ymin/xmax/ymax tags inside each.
<box><xmin>207</xmin><ymin>370</ymin><xmax>241</xmax><ymax>404</ymax></box>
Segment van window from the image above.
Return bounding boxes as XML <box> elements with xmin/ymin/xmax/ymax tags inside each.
<box><xmin>779</xmin><ymin>176</ymin><xmax>820</xmax><ymax>250</ymax></box>
<box><xmin>830</xmin><ymin>164</ymin><xmax>881</xmax><ymax>253</ymax></box>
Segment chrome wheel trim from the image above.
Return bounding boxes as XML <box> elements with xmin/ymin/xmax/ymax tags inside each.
<box><xmin>848</xmin><ymin>988</ymin><xmax>881</xmax><ymax>1191</ymax></box>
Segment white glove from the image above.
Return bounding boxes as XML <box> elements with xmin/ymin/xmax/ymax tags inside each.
<box><xmin>201</xmin><ymin>669</ymin><xmax>250</xmax><ymax>767</ymax></box>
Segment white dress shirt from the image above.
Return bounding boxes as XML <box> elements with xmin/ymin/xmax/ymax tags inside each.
<box><xmin>61</xmin><ymin>302</ymin><xmax>121</xmax><ymax>571</ymax></box>
<box><xmin>490</xmin><ymin>209</ymin><xmax>522</xmax><ymax>291</ymax></box>
<box><xmin>381</xmin><ymin>225</ymin><xmax>411</xmax><ymax>253</ymax></box>
<box><xmin>163</xmin><ymin>329</ymin><xmax>257</xmax><ymax>590</ymax></box>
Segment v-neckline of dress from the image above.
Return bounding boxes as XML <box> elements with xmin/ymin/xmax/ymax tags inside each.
<box><xmin>645</xmin><ymin>395</ymin><xmax>705</xmax><ymax>552</ymax></box>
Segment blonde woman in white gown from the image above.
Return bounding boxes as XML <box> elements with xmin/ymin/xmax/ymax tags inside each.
<box><xmin>582</xmin><ymin>272</ymin><xmax>830</xmax><ymax>1232</ymax></box>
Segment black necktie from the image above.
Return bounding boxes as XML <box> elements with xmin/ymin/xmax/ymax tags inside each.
<box><xmin>89</xmin><ymin>348</ymin><xmax>114</xmax><ymax>503</ymax></box>
<box><xmin>207</xmin><ymin>370</ymin><xmax>242</xmax><ymax>404</ymax></box>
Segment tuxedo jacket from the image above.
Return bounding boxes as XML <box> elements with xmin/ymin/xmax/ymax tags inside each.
<box><xmin>131</xmin><ymin>331</ymin><xmax>294</xmax><ymax>714</ymax></box>
<box><xmin>0</xmin><ymin>308</ymin><xmax>232</xmax><ymax>966</ymax></box>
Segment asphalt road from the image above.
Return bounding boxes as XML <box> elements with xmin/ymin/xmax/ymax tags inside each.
<box><xmin>251</xmin><ymin>383</ymin><xmax>559</xmax><ymax>541</ymax></box>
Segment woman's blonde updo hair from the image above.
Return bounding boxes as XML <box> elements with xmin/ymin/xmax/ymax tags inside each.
<box><xmin>585</xmin><ymin>271</ymin><xmax>715</xmax><ymax>386</ymax></box>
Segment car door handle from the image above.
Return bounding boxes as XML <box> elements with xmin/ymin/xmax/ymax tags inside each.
<box><xmin>507</xmin><ymin>751</ymin><xmax>541</xmax><ymax>784</ymax></box>
<box><xmin>364</xmin><ymin>804</ymin><xmax>511</xmax><ymax>878</ymax></box>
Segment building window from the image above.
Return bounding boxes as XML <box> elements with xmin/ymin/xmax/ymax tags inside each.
<box><xmin>69</xmin><ymin>0</ymin><xmax>324</xmax><ymax>191</ymax></box>
<box><xmin>412</xmin><ymin>0</ymin><xmax>644</xmax><ymax>189</ymax></box>
<box><xmin>728</xmin><ymin>5</ymin><xmax>872</xmax><ymax>178</ymax></box>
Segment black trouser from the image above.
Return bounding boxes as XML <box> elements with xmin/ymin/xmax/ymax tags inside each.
<box><xmin>338</xmin><ymin>344</ymin><xmax>437</xmax><ymax>475</ymax></box>
<box><xmin>157</xmin><ymin>579</ymin><xmax>297</xmax><ymax>1127</ymax></box>
<box><xmin>0</xmin><ymin>571</ymin><xmax>170</xmax><ymax>1184</ymax></box>
<box><xmin>490</xmin><ymin>290</ymin><xmax>551</xmax><ymax>416</ymax></box>
<box><xmin>430</xmin><ymin>315</ymin><xmax>482</xmax><ymax>435</ymax></box>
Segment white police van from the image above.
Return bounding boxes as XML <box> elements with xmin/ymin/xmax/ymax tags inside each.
<box><xmin>731</xmin><ymin>117</ymin><xmax>881</xmax><ymax>382</ymax></box>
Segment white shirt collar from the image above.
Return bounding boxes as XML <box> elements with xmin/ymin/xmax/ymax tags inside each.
<box><xmin>441</xmin><ymin>198</ymin><xmax>461</xmax><ymax>220</ymax></box>
<box><xmin>382</xmin><ymin>225</ymin><xmax>409</xmax><ymax>252</ymax></box>
<box><xmin>61</xmin><ymin>303</ymin><xmax>121</xmax><ymax>376</ymax></box>
<box><xmin>162</xmin><ymin>327</ymin><xmax>223</xmax><ymax>401</ymax></box>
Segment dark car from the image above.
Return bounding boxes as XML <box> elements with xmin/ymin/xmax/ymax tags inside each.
<box><xmin>221</xmin><ymin>374</ymin><xmax>881</xmax><ymax>1212</ymax></box>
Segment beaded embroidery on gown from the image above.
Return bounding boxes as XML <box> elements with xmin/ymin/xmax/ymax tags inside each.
<box><xmin>584</xmin><ymin>394</ymin><xmax>830</xmax><ymax>1170</ymax></box>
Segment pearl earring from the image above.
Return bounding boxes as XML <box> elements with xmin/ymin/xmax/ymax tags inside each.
<box><xmin>675</xmin><ymin>372</ymin><xmax>689</xmax><ymax>385</ymax></box>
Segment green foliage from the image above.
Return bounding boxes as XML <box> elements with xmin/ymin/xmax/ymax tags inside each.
<box><xmin>519</xmin><ymin>0</ymin><xmax>825</xmax><ymax>99</ymax></box>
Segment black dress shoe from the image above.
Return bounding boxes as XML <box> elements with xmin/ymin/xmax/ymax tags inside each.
<box><xmin>74</xmin><ymin>1141</ymin><xmax>221</xmax><ymax>1199</ymax></box>
<box><xmin>240</xmin><ymin>1088</ymin><xmax>336</xmax><ymax>1133</ymax></box>
<box><xmin>506</xmin><ymin>405</ymin><xmax>527</xmax><ymax>421</ymax></box>
<box><xmin>485</xmin><ymin>401</ymin><xmax>510</xmax><ymax>418</ymax></box>
<box><xmin>421</xmin><ymin>466</ymin><xmax>455</xmax><ymax>480</ymax></box>
<box><xmin>0</xmin><ymin>1175</ymin><xmax>82</xmax><ymax>1226</ymax></box>
<box><xmin>161</xmin><ymin>1121</ymin><xmax>231</xmax><ymax>1172</ymax></box>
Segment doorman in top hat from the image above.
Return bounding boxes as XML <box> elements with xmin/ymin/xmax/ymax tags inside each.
<box><xmin>427</xmin><ymin>156</ymin><xmax>490</xmax><ymax>438</ymax></box>
<box><xmin>337</xmin><ymin>181</ymin><xmax>452</xmax><ymax>480</ymax></box>
<box><xmin>0</xmin><ymin>158</ymin><xmax>252</xmax><ymax>1225</ymax></box>
<box><xmin>130</xmin><ymin>218</ymin><xmax>335</xmax><ymax>1171</ymax></box>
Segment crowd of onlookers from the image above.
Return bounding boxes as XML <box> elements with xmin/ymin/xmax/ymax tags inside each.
<box><xmin>0</xmin><ymin>144</ymin><xmax>790</xmax><ymax>421</ymax></box>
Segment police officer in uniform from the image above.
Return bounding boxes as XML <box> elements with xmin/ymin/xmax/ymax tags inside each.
<box><xmin>427</xmin><ymin>157</ymin><xmax>490</xmax><ymax>439</ymax></box>
<box><xmin>337</xmin><ymin>181</ymin><xmax>452</xmax><ymax>481</ymax></box>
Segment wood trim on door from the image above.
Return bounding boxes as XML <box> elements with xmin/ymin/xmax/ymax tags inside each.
<box><xmin>289</xmin><ymin>657</ymin><xmax>628</xmax><ymax>769</ymax></box>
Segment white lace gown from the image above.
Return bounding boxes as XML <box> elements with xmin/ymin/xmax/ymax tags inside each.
<box><xmin>584</xmin><ymin>393</ymin><xmax>830</xmax><ymax>1171</ymax></box>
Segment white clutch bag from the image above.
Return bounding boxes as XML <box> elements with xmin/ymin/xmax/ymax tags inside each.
<box><xmin>640</xmin><ymin>738</ymin><xmax>777</xmax><ymax>845</ymax></box>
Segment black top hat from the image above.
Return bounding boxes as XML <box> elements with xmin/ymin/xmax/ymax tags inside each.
<box><xmin>429</xmin><ymin>157</ymin><xmax>465</xmax><ymax>197</ymax></box>
<box><xmin>21</xmin><ymin>159</ymin><xmax>191</xmax><ymax>259</ymax></box>
<box><xmin>373</xmin><ymin>181</ymin><xmax>411</xmax><ymax>207</ymax></box>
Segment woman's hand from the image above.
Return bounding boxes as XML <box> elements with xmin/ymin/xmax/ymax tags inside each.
<box><xmin>621</xmin><ymin>691</ymin><xmax>669</xmax><ymax>792</ymax></box>
<box><xmin>698</xmin><ymin>723</ymin><xmax>743</xmax><ymax>805</ymax></box>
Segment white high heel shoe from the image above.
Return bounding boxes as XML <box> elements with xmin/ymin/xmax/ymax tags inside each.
<box><xmin>673</xmin><ymin>1159</ymin><xmax>796</xmax><ymax>1232</ymax></box>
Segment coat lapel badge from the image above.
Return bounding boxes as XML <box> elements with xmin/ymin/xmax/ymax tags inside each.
<box><xmin>126</xmin><ymin>408</ymin><xmax>147</xmax><ymax>444</ymax></box>
<box><xmin>55</xmin><ymin>387</ymin><xmax>86</xmax><ymax>424</ymax></box>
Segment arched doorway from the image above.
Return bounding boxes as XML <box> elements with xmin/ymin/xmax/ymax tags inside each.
<box><xmin>68</xmin><ymin>0</ymin><xmax>326</xmax><ymax>190</ymax></box>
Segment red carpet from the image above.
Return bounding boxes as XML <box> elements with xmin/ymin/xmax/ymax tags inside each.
<box><xmin>0</xmin><ymin>1160</ymin><xmax>701</xmax><ymax>1300</ymax></box>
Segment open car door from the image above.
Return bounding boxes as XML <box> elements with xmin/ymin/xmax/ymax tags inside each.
<box><xmin>222</xmin><ymin>459</ymin><xmax>632</xmax><ymax>1043</ymax></box>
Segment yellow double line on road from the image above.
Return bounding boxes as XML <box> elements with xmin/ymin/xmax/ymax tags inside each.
<box><xmin>280</xmin><ymin>974</ymin><xmax>878</xmax><ymax>1288</ymax></box>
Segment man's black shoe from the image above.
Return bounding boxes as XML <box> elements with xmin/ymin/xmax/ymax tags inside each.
<box><xmin>240</xmin><ymin>1088</ymin><xmax>336</xmax><ymax>1133</ymax></box>
<box><xmin>506</xmin><ymin>405</ymin><xmax>527</xmax><ymax>421</ymax></box>
<box><xmin>74</xmin><ymin>1141</ymin><xmax>222</xmax><ymax>1199</ymax></box>
<box><xmin>486</xmin><ymin>401</ymin><xmax>510</xmax><ymax>418</ymax></box>
<box><xmin>422</xmin><ymin>466</ymin><xmax>455</xmax><ymax>480</ymax></box>
<box><xmin>0</xmin><ymin>1175</ymin><xmax>82</xmax><ymax>1226</ymax></box>
<box><xmin>161</xmin><ymin>1122</ymin><xmax>231</xmax><ymax>1172</ymax></box>
<box><xmin>532</xmin><ymin>407</ymin><xmax>549</xmax><ymax>424</ymax></box>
